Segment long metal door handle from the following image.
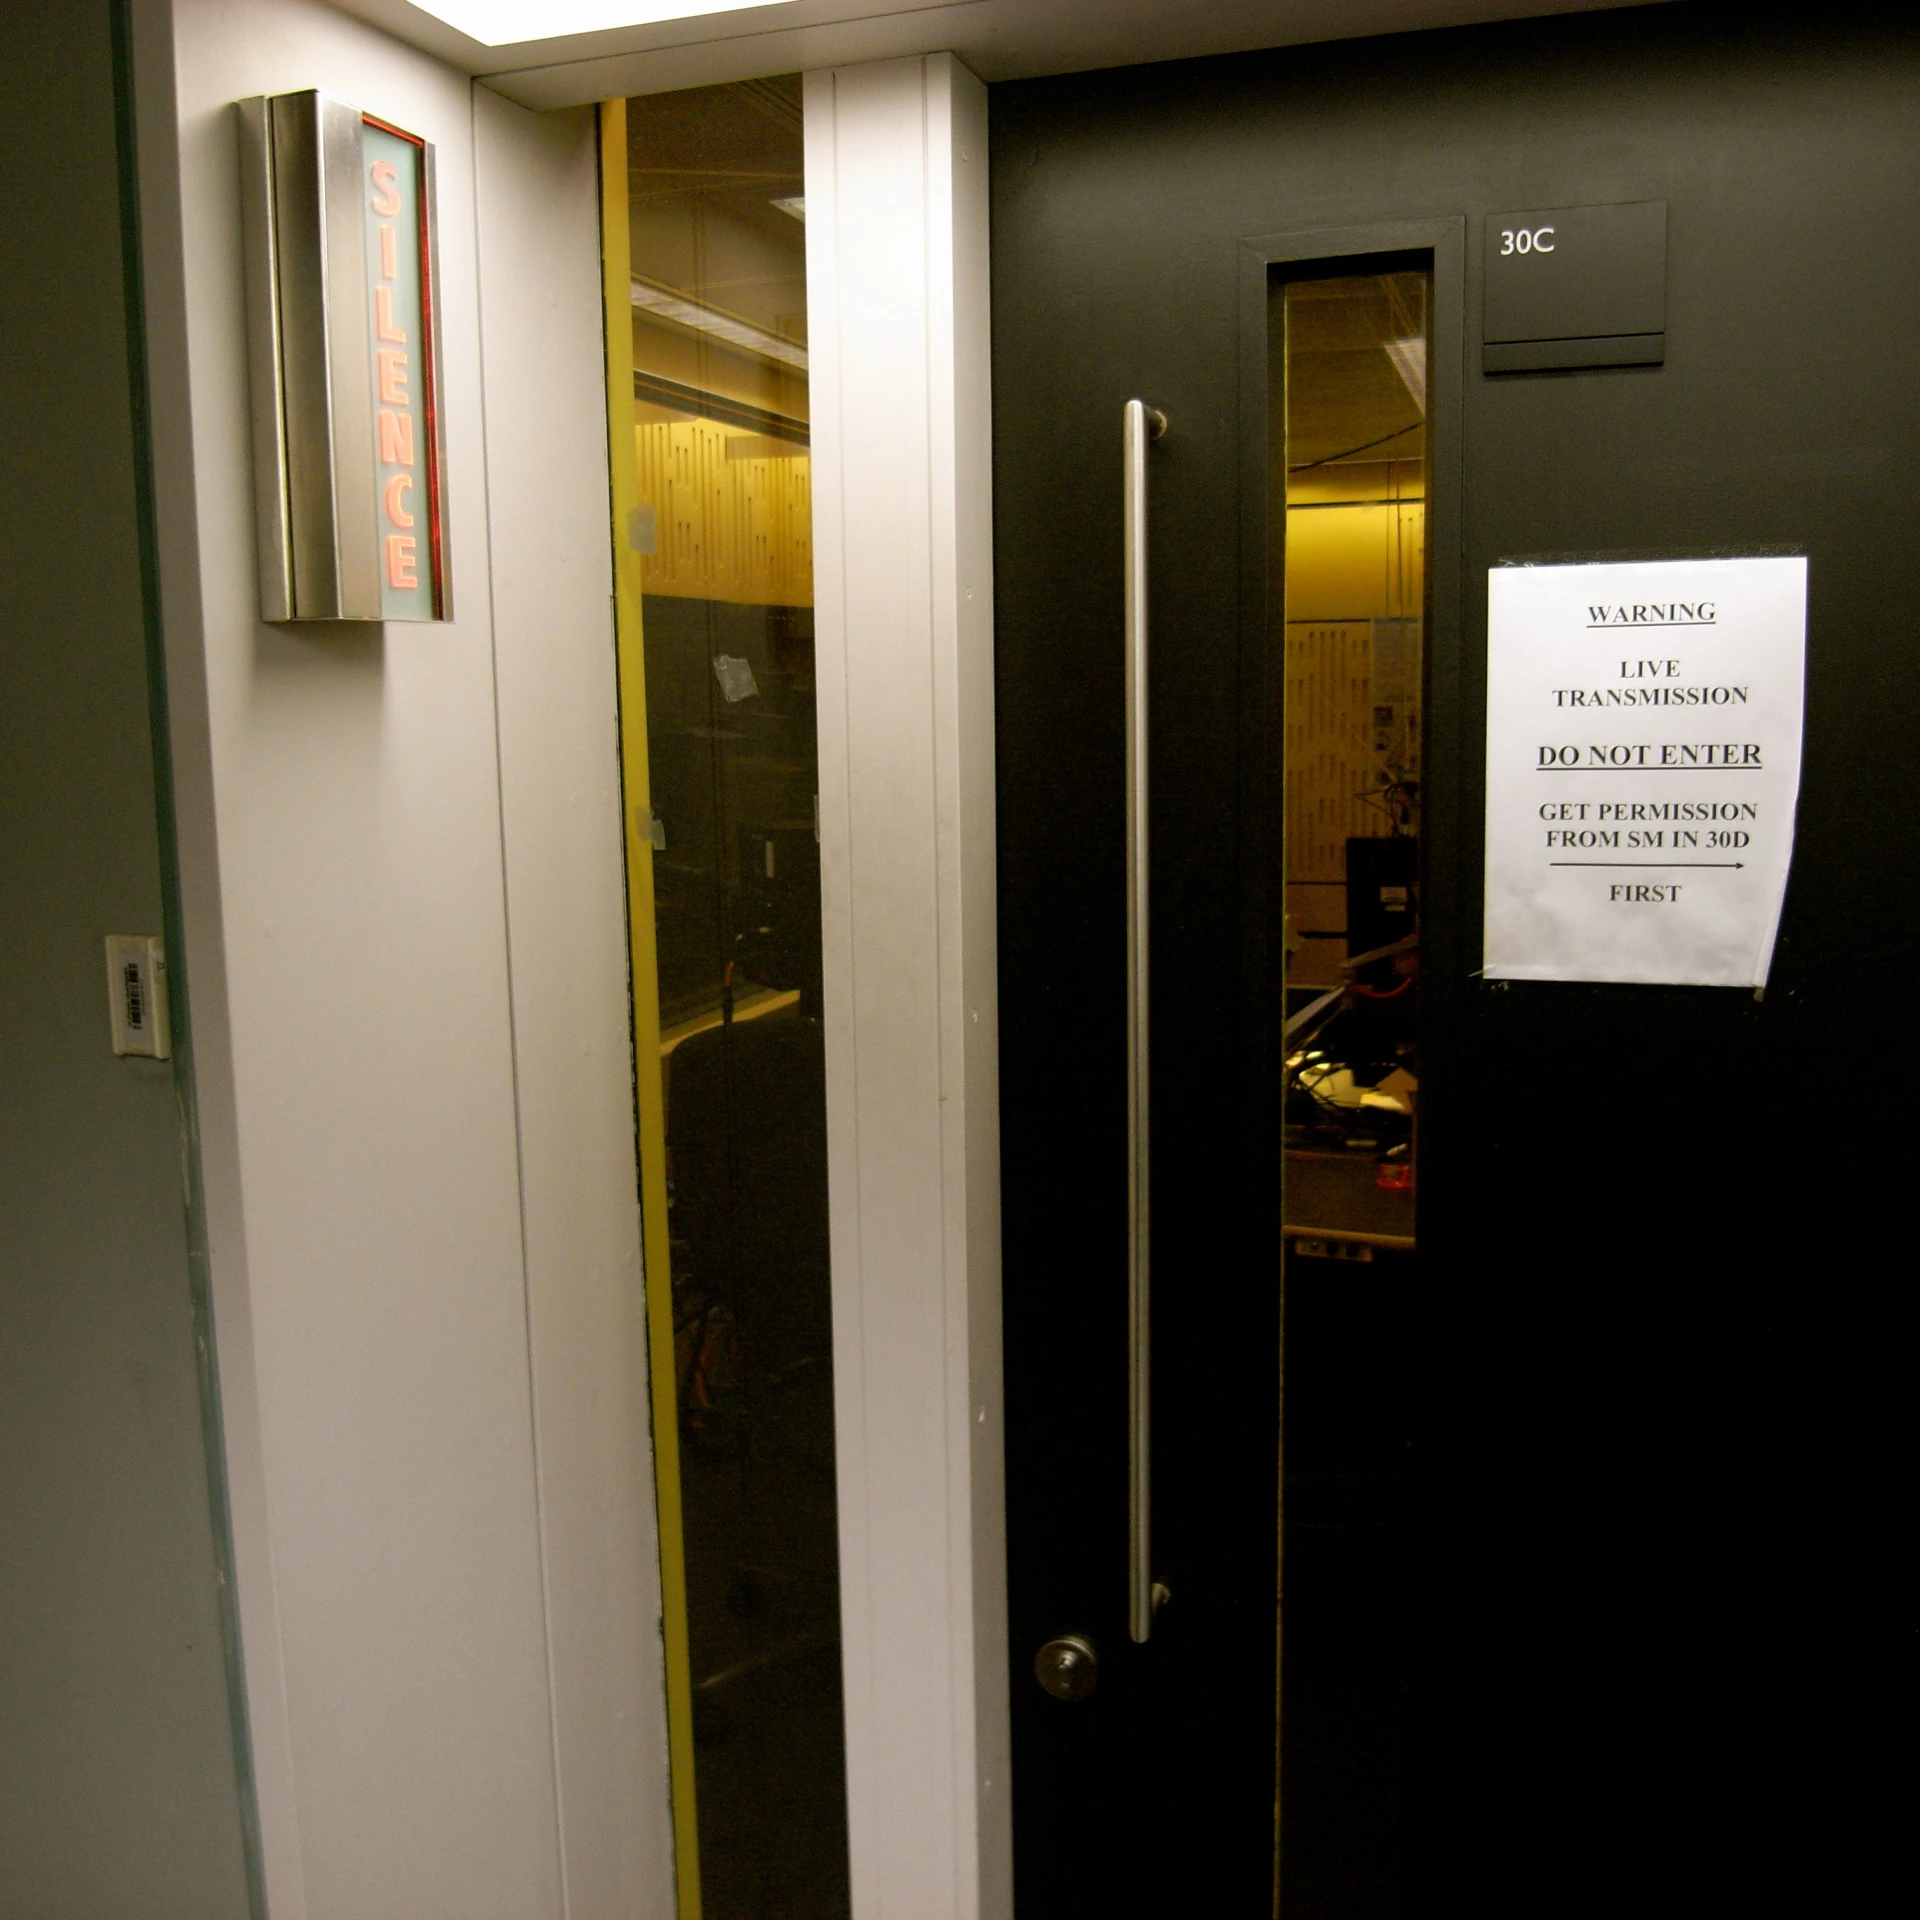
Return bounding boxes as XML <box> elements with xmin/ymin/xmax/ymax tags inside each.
<box><xmin>1124</xmin><ymin>398</ymin><xmax>1165</xmax><ymax>1645</ymax></box>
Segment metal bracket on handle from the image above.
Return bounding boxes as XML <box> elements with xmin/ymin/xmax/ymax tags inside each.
<box><xmin>1124</xmin><ymin>398</ymin><xmax>1165</xmax><ymax>1645</ymax></box>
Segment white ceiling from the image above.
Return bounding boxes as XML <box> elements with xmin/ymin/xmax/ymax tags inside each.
<box><xmin>330</xmin><ymin>0</ymin><xmax>1668</xmax><ymax>109</ymax></box>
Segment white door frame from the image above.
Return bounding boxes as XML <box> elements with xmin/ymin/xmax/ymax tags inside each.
<box><xmin>805</xmin><ymin>53</ymin><xmax>1012</xmax><ymax>1920</ymax></box>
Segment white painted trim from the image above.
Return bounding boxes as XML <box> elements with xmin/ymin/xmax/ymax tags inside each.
<box><xmin>328</xmin><ymin>1</ymin><xmax>1665</xmax><ymax>107</ymax></box>
<box><xmin>806</xmin><ymin>53</ymin><xmax>1011</xmax><ymax>1920</ymax></box>
<box><xmin>127</xmin><ymin>7</ymin><xmax>311</xmax><ymax>1907</ymax></box>
<box><xmin>472</xmin><ymin>88</ymin><xmax>678</xmax><ymax>1920</ymax></box>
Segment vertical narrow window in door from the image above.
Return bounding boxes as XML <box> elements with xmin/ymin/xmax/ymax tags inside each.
<box><xmin>1276</xmin><ymin>263</ymin><xmax>1430</xmax><ymax>1918</ymax></box>
<box><xmin>619</xmin><ymin>81</ymin><xmax>849</xmax><ymax>1920</ymax></box>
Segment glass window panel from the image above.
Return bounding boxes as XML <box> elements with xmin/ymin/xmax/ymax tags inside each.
<box><xmin>1274</xmin><ymin>263</ymin><xmax>1431</xmax><ymax>1920</ymax></box>
<box><xmin>1280</xmin><ymin>268</ymin><xmax>1425</xmax><ymax>1216</ymax></box>
<box><xmin>626</xmin><ymin>79</ymin><xmax>849</xmax><ymax>1920</ymax></box>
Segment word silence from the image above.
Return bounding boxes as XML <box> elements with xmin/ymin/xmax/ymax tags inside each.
<box><xmin>362</xmin><ymin>117</ymin><xmax>442</xmax><ymax>618</ymax></box>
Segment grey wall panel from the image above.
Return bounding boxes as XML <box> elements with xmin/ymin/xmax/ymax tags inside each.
<box><xmin>0</xmin><ymin>3</ymin><xmax>253</xmax><ymax>1915</ymax></box>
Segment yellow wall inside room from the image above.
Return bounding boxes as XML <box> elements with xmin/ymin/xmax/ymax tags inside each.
<box><xmin>1283</xmin><ymin>464</ymin><xmax>1425</xmax><ymax>981</ymax></box>
<box><xmin>634</xmin><ymin>415</ymin><xmax>812</xmax><ymax>607</ymax></box>
<box><xmin>1283</xmin><ymin>461</ymin><xmax>1425</xmax><ymax>624</ymax></box>
<box><xmin>630</xmin><ymin>313</ymin><xmax>809</xmax><ymax>426</ymax></box>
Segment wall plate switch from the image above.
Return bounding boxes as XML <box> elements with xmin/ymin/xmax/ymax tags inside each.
<box><xmin>105</xmin><ymin>935</ymin><xmax>171</xmax><ymax>1059</ymax></box>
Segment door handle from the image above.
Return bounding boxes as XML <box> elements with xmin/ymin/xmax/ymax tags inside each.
<box><xmin>1124</xmin><ymin>398</ymin><xmax>1165</xmax><ymax>1645</ymax></box>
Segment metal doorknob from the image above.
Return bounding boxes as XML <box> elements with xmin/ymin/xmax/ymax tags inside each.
<box><xmin>1034</xmin><ymin>1634</ymin><xmax>1100</xmax><ymax>1702</ymax></box>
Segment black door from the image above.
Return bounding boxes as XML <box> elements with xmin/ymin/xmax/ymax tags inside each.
<box><xmin>992</xmin><ymin>7</ymin><xmax>1916</xmax><ymax>1915</ymax></box>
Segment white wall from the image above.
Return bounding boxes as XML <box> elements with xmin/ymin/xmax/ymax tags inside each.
<box><xmin>806</xmin><ymin>53</ymin><xmax>1011</xmax><ymax>1920</ymax></box>
<box><xmin>130</xmin><ymin>3</ymin><xmax>673</xmax><ymax>1914</ymax></box>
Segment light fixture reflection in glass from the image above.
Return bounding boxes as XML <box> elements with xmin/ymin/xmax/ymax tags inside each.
<box><xmin>412</xmin><ymin>0</ymin><xmax>780</xmax><ymax>48</ymax></box>
<box><xmin>1384</xmin><ymin>336</ymin><xmax>1427</xmax><ymax>415</ymax></box>
<box><xmin>631</xmin><ymin>277</ymin><xmax>809</xmax><ymax>371</ymax></box>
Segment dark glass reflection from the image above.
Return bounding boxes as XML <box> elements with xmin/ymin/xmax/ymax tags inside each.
<box><xmin>1276</xmin><ymin>266</ymin><xmax>1430</xmax><ymax>1920</ymax></box>
<box><xmin>628</xmin><ymin>79</ymin><xmax>849</xmax><ymax>1920</ymax></box>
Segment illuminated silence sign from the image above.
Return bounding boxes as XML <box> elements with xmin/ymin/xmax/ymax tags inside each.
<box><xmin>362</xmin><ymin>118</ymin><xmax>442</xmax><ymax>619</ymax></box>
<box><xmin>238</xmin><ymin>92</ymin><xmax>449</xmax><ymax>622</ymax></box>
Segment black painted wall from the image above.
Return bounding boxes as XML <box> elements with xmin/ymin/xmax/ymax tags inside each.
<box><xmin>991</xmin><ymin>6</ymin><xmax>1917</xmax><ymax>1913</ymax></box>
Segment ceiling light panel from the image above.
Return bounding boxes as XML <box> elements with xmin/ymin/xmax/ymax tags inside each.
<box><xmin>411</xmin><ymin>0</ymin><xmax>779</xmax><ymax>47</ymax></box>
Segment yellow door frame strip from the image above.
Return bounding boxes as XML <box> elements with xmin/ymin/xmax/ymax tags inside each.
<box><xmin>598</xmin><ymin>96</ymin><xmax>702</xmax><ymax>1920</ymax></box>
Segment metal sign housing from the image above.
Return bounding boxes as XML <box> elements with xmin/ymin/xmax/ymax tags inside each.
<box><xmin>237</xmin><ymin>91</ymin><xmax>450</xmax><ymax>622</ymax></box>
